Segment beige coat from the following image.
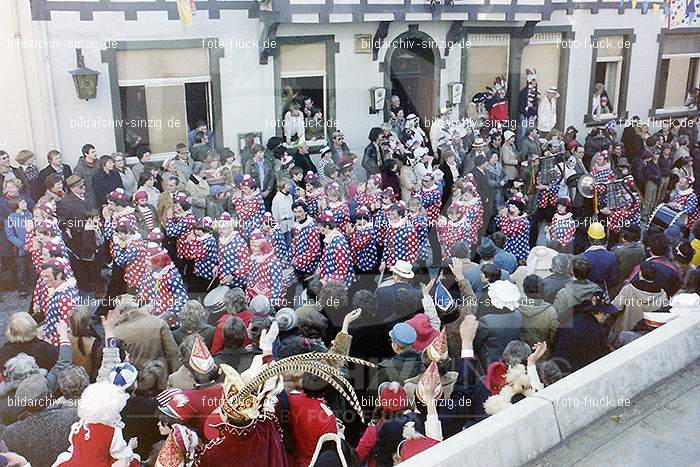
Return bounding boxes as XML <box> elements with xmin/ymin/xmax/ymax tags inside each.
<box><xmin>612</xmin><ymin>284</ymin><xmax>668</xmax><ymax>333</ymax></box>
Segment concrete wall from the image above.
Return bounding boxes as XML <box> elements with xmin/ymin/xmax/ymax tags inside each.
<box><xmin>400</xmin><ymin>312</ymin><xmax>700</xmax><ymax>467</ymax></box>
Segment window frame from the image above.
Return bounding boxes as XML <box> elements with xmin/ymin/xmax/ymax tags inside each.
<box><xmin>584</xmin><ymin>29</ymin><xmax>636</xmax><ymax>127</ymax></box>
<box><xmin>653</xmin><ymin>53</ymin><xmax>700</xmax><ymax>114</ymax></box>
<box><xmin>101</xmin><ymin>39</ymin><xmax>225</xmax><ymax>155</ymax></box>
<box><xmin>280</xmin><ymin>71</ymin><xmax>329</xmax><ymax>144</ymax></box>
<box><xmin>648</xmin><ymin>28</ymin><xmax>700</xmax><ymax>119</ymax></box>
<box><xmin>118</xmin><ymin>77</ymin><xmax>214</xmax><ymax>157</ymax></box>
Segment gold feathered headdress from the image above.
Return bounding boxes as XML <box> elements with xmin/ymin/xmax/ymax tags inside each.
<box><xmin>224</xmin><ymin>352</ymin><xmax>376</xmax><ymax>423</ymax></box>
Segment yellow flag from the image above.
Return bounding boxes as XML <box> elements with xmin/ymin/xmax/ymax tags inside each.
<box><xmin>631</xmin><ymin>0</ymin><xmax>638</xmax><ymax>7</ymax></box>
<box><xmin>177</xmin><ymin>0</ymin><xmax>193</xmax><ymax>27</ymax></box>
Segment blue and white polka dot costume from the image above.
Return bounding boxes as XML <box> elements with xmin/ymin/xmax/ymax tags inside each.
<box><xmin>291</xmin><ymin>218</ymin><xmax>322</xmax><ymax>274</ymax></box>
<box><xmin>218</xmin><ymin>233</ymin><xmax>251</xmax><ymax>288</ymax></box>
<box><xmin>191</xmin><ymin>234</ymin><xmax>219</xmax><ymax>280</ymax></box>
<box><xmin>349</xmin><ymin>225</ymin><xmax>378</xmax><ymax>272</ymax></box>
<box><xmin>498</xmin><ymin>215</ymin><xmax>530</xmax><ymax>261</ymax></box>
<box><xmin>408</xmin><ymin>213</ymin><xmax>430</xmax><ymax>262</ymax></box>
<box><xmin>320</xmin><ymin>230</ymin><xmax>355</xmax><ymax>287</ymax></box>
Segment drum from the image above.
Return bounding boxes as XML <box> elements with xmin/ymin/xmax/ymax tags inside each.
<box><xmin>203</xmin><ymin>285</ymin><xmax>230</xmax><ymax>314</ymax></box>
<box><xmin>647</xmin><ymin>204</ymin><xmax>687</xmax><ymax>234</ymax></box>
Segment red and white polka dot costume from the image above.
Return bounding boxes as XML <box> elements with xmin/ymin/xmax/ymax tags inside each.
<box><xmin>42</xmin><ymin>280</ymin><xmax>78</xmax><ymax>346</ymax></box>
<box><xmin>536</xmin><ymin>173</ymin><xmax>560</xmax><ymax>209</ymax></box>
<box><xmin>140</xmin><ymin>261</ymin><xmax>187</xmax><ymax>328</ymax></box>
<box><xmin>190</xmin><ymin>233</ymin><xmax>219</xmax><ymax>280</ymax></box>
<box><xmin>437</xmin><ymin>217</ymin><xmax>472</xmax><ymax>260</ymax></box>
<box><xmin>457</xmin><ymin>197</ymin><xmax>483</xmax><ymax>247</ymax></box>
<box><xmin>165</xmin><ymin>211</ymin><xmax>196</xmax><ymax>260</ymax></box>
<box><xmin>247</xmin><ymin>250</ymin><xmax>285</xmax><ymax>305</ymax></box>
<box><xmin>327</xmin><ymin>200</ymin><xmax>351</xmax><ymax>234</ymax></box>
<box><xmin>291</xmin><ymin>217</ymin><xmax>322</xmax><ymax>274</ymax></box>
<box><xmin>549</xmin><ymin>212</ymin><xmax>576</xmax><ymax>247</ymax></box>
<box><xmin>319</xmin><ymin>228</ymin><xmax>355</xmax><ymax>287</ymax></box>
<box><xmin>417</xmin><ymin>185</ymin><xmax>442</xmax><ymax>226</ymax></box>
<box><xmin>113</xmin><ymin>239</ymin><xmax>148</xmax><ymax>289</ymax></box>
<box><xmin>608</xmin><ymin>193</ymin><xmax>641</xmax><ymax>234</ymax></box>
<box><xmin>233</xmin><ymin>191</ymin><xmax>265</xmax><ymax>239</ymax></box>
<box><xmin>304</xmin><ymin>188</ymin><xmax>326</xmax><ymax>219</ymax></box>
<box><xmin>498</xmin><ymin>214</ymin><xmax>531</xmax><ymax>261</ymax></box>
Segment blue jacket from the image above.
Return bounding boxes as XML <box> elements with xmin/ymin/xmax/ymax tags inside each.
<box><xmin>494</xmin><ymin>248</ymin><xmax>518</xmax><ymax>274</ymax></box>
<box><xmin>5</xmin><ymin>211</ymin><xmax>33</xmax><ymax>255</ymax></box>
<box><xmin>582</xmin><ymin>247</ymin><xmax>619</xmax><ymax>294</ymax></box>
<box><xmin>554</xmin><ymin>312</ymin><xmax>609</xmax><ymax>372</ymax></box>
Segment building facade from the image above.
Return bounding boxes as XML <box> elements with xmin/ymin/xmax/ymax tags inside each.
<box><xmin>2</xmin><ymin>0</ymin><xmax>699</xmax><ymax>166</ymax></box>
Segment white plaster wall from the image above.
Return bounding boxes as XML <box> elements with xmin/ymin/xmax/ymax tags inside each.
<box><xmin>35</xmin><ymin>8</ymin><xmax>667</xmax><ymax>166</ymax></box>
<box><xmin>544</xmin><ymin>9</ymin><xmax>665</xmax><ymax>132</ymax></box>
<box><xmin>43</xmin><ymin>8</ymin><xmax>274</xmax><ymax>167</ymax></box>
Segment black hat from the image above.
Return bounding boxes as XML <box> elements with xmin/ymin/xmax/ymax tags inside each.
<box><xmin>580</xmin><ymin>291</ymin><xmax>618</xmax><ymax>315</ymax></box>
<box><xmin>565</xmin><ymin>125</ymin><xmax>578</xmax><ymax>134</ymax></box>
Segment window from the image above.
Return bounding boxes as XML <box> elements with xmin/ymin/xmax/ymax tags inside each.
<box><xmin>465</xmin><ymin>34</ymin><xmax>509</xmax><ymax>120</ymax></box>
<box><xmin>116</xmin><ymin>48</ymin><xmax>212</xmax><ymax>155</ymax></box>
<box><xmin>520</xmin><ymin>33</ymin><xmax>562</xmax><ymax>90</ymax></box>
<box><xmin>586</xmin><ymin>33</ymin><xmax>634</xmax><ymax>124</ymax></box>
<box><xmin>651</xmin><ymin>33</ymin><xmax>700</xmax><ymax>116</ymax></box>
<box><xmin>654</xmin><ymin>56</ymin><xmax>700</xmax><ymax>111</ymax></box>
<box><xmin>279</xmin><ymin>43</ymin><xmax>328</xmax><ymax>145</ymax></box>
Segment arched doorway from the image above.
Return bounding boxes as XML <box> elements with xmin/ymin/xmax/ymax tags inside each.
<box><xmin>384</xmin><ymin>30</ymin><xmax>440</xmax><ymax>129</ymax></box>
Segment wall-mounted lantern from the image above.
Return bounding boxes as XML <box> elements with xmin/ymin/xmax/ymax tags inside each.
<box><xmin>447</xmin><ymin>81</ymin><xmax>464</xmax><ymax>107</ymax></box>
<box><xmin>369</xmin><ymin>87</ymin><xmax>386</xmax><ymax>114</ymax></box>
<box><xmin>69</xmin><ymin>48</ymin><xmax>99</xmax><ymax>101</ymax></box>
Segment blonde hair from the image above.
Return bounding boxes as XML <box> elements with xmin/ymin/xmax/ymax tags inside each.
<box><xmin>6</xmin><ymin>312</ymin><xmax>38</xmax><ymax>343</ymax></box>
<box><xmin>69</xmin><ymin>306</ymin><xmax>91</xmax><ymax>336</ymax></box>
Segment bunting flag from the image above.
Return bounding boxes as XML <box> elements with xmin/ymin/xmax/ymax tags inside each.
<box><xmin>669</xmin><ymin>0</ymin><xmax>699</xmax><ymax>28</ymax></box>
<box><xmin>177</xmin><ymin>0</ymin><xmax>196</xmax><ymax>27</ymax></box>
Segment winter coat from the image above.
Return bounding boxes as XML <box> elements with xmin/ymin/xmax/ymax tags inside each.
<box><xmin>36</xmin><ymin>164</ymin><xmax>73</xmax><ymax>199</ymax></box>
<box><xmin>244</xmin><ymin>157</ymin><xmax>276</xmax><ymax>195</ymax></box>
<box><xmin>519</xmin><ymin>136</ymin><xmax>541</xmax><ymax>163</ymax></box>
<box><xmin>362</xmin><ymin>142</ymin><xmax>382</xmax><ymax>177</ymax></box>
<box><xmin>554</xmin><ymin>312</ymin><xmax>609</xmax><ymax>373</ymax></box>
<box><xmin>552</xmin><ymin>279</ymin><xmax>601</xmax><ymax>324</ymax></box>
<box><xmin>57</xmin><ymin>193</ymin><xmax>98</xmax><ymax>261</ymax></box>
<box><xmin>0</xmin><ymin>338</ymin><xmax>59</xmax><ymax>374</ymax></box>
<box><xmin>1</xmin><ymin>401</ymin><xmax>78</xmax><ymax>467</ymax></box>
<box><xmin>519</xmin><ymin>298</ymin><xmax>558</xmax><ymax>350</ymax></box>
<box><xmin>185</xmin><ymin>175</ymin><xmax>210</xmax><ymax>219</ymax></box>
<box><xmin>474</xmin><ymin>308</ymin><xmax>524</xmax><ymax>372</ymax></box>
<box><xmin>501</xmin><ymin>141</ymin><xmax>519</xmax><ymax>179</ymax></box>
<box><xmin>117</xmin><ymin>167</ymin><xmax>138</xmax><ymax>198</ymax></box>
<box><xmin>611</xmin><ymin>281</ymin><xmax>667</xmax><ymax>333</ymax></box>
<box><xmin>582</xmin><ymin>247</ymin><xmax>619</xmax><ymax>294</ymax></box>
<box><xmin>612</xmin><ymin>242</ymin><xmax>645</xmax><ymax>294</ymax></box>
<box><xmin>537</xmin><ymin>96</ymin><xmax>557</xmax><ymax>133</ymax></box>
<box><xmin>113</xmin><ymin>307</ymin><xmax>182</xmax><ymax>374</ymax></box>
<box><xmin>92</xmin><ymin>168</ymin><xmax>123</xmax><ymax>208</ymax></box>
<box><xmin>372</xmin><ymin>350</ymin><xmax>424</xmax><ymax>390</ymax></box>
<box><xmin>541</xmin><ymin>273</ymin><xmax>572</xmax><ymax>305</ymax></box>
<box><xmin>72</xmin><ymin>157</ymin><xmax>99</xmax><ymax>208</ymax></box>
<box><xmin>0</xmin><ymin>167</ymin><xmax>29</xmax><ymax>198</ymax></box>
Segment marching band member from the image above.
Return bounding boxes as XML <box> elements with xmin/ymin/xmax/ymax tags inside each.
<box><xmin>600</xmin><ymin>177</ymin><xmax>642</xmax><ymax>242</ymax></box>
<box><xmin>140</xmin><ymin>247</ymin><xmax>187</xmax><ymax>328</ymax></box>
<box><xmin>437</xmin><ymin>206</ymin><xmax>472</xmax><ymax>260</ymax></box>
<box><xmin>381</xmin><ymin>202</ymin><xmax>419</xmax><ymax>270</ymax></box>
<box><xmin>323</xmin><ymin>182</ymin><xmax>351</xmax><ymax>234</ymax></box>
<box><xmin>549</xmin><ymin>197</ymin><xmax>576</xmax><ymax>251</ymax></box>
<box><xmin>498</xmin><ymin>193</ymin><xmax>531</xmax><ymax>261</ymax></box>
<box><xmin>232</xmin><ymin>174</ymin><xmax>266</xmax><ymax>239</ymax></box>
<box><xmin>214</xmin><ymin>212</ymin><xmax>250</xmax><ymax>288</ymax></box>
<box><xmin>407</xmin><ymin>197</ymin><xmax>430</xmax><ymax>265</ymax></box>
<box><xmin>290</xmin><ymin>200</ymin><xmax>322</xmax><ymax>281</ymax></box>
<box><xmin>347</xmin><ymin>206</ymin><xmax>379</xmax><ymax>274</ymax></box>
<box><xmin>317</xmin><ymin>210</ymin><xmax>355</xmax><ymax>287</ymax></box>
<box><xmin>669</xmin><ymin>175</ymin><xmax>699</xmax><ymax>229</ymax></box>
<box><xmin>302</xmin><ymin>172</ymin><xmax>325</xmax><ymax>218</ymax></box>
<box><xmin>164</xmin><ymin>192</ymin><xmax>197</xmax><ymax>268</ymax></box>
<box><xmin>112</xmin><ymin>219</ymin><xmax>148</xmax><ymax>293</ymax></box>
<box><xmin>247</xmin><ymin>230</ymin><xmax>285</xmax><ymax>306</ymax></box>
<box><xmin>261</xmin><ymin>212</ymin><xmax>290</xmax><ymax>266</ymax></box>
<box><xmin>416</xmin><ymin>172</ymin><xmax>442</xmax><ymax>228</ymax></box>
<box><xmin>103</xmin><ymin>189</ymin><xmax>137</xmax><ymax>240</ymax></box>
<box><xmin>189</xmin><ymin>217</ymin><xmax>219</xmax><ymax>292</ymax></box>
<box><xmin>591</xmin><ymin>150</ymin><xmax>616</xmax><ymax>187</ymax></box>
<box><xmin>40</xmin><ymin>259</ymin><xmax>78</xmax><ymax>346</ymax></box>
<box><xmin>146</xmin><ymin>227</ymin><xmax>164</xmax><ymax>248</ymax></box>
<box><xmin>454</xmin><ymin>181</ymin><xmax>483</xmax><ymax>248</ymax></box>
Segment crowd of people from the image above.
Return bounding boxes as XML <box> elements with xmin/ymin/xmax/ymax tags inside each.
<box><xmin>0</xmin><ymin>75</ymin><xmax>699</xmax><ymax>466</ymax></box>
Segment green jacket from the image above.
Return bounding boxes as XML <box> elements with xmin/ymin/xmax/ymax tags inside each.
<box><xmin>519</xmin><ymin>298</ymin><xmax>559</xmax><ymax>352</ymax></box>
<box><xmin>372</xmin><ymin>350</ymin><xmax>424</xmax><ymax>390</ymax></box>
